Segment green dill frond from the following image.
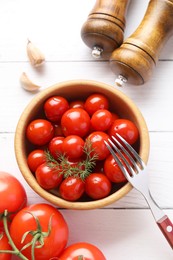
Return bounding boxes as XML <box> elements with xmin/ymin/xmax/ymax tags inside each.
<box><xmin>44</xmin><ymin>139</ymin><xmax>98</xmax><ymax>180</ymax></box>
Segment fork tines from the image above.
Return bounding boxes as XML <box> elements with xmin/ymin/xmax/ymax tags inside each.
<box><xmin>104</xmin><ymin>133</ymin><xmax>144</xmax><ymax>180</ymax></box>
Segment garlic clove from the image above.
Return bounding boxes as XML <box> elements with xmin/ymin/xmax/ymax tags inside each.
<box><xmin>27</xmin><ymin>39</ymin><xmax>45</xmax><ymax>67</ymax></box>
<box><xmin>20</xmin><ymin>72</ymin><xmax>41</xmax><ymax>92</ymax></box>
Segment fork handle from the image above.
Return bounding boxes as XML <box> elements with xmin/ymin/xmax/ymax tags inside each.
<box><xmin>157</xmin><ymin>216</ymin><xmax>173</xmax><ymax>249</ymax></box>
<box><xmin>143</xmin><ymin>191</ymin><xmax>173</xmax><ymax>249</ymax></box>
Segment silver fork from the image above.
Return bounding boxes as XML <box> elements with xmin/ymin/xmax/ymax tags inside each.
<box><xmin>105</xmin><ymin>133</ymin><xmax>173</xmax><ymax>249</ymax></box>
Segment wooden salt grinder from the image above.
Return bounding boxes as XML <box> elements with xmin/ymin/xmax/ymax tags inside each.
<box><xmin>110</xmin><ymin>0</ymin><xmax>173</xmax><ymax>86</ymax></box>
<box><xmin>81</xmin><ymin>0</ymin><xmax>130</xmax><ymax>58</ymax></box>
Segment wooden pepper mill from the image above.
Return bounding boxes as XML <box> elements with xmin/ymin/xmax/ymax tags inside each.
<box><xmin>110</xmin><ymin>0</ymin><xmax>173</xmax><ymax>86</ymax></box>
<box><xmin>81</xmin><ymin>0</ymin><xmax>130</xmax><ymax>58</ymax></box>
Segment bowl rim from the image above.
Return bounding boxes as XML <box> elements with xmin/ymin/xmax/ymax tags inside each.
<box><xmin>14</xmin><ymin>79</ymin><xmax>150</xmax><ymax>209</ymax></box>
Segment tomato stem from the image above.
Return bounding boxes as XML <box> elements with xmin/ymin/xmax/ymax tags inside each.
<box><xmin>19</xmin><ymin>212</ymin><xmax>53</xmax><ymax>260</ymax></box>
<box><xmin>78</xmin><ymin>256</ymin><xmax>85</xmax><ymax>260</ymax></box>
<box><xmin>0</xmin><ymin>249</ymin><xmax>19</xmax><ymax>255</ymax></box>
<box><xmin>1</xmin><ymin>210</ymin><xmax>29</xmax><ymax>259</ymax></box>
<box><xmin>31</xmin><ymin>233</ymin><xmax>41</xmax><ymax>260</ymax></box>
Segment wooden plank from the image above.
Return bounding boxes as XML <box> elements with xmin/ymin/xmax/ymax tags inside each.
<box><xmin>0</xmin><ymin>60</ymin><xmax>173</xmax><ymax>132</ymax></box>
<box><xmin>0</xmin><ymin>0</ymin><xmax>172</xmax><ymax>62</ymax></box>
<box><xmin>1</xmin><ymin>132</ymin><xmax>173</xmax><ymax>209</ymax></box>
<box><xmin>8</xmin><ymin>208</ymin><xmax>173</xmax><ymax>259</ymax></box>
<box><xmin>52</xmin><ymin>209</ymin><xmax>173</xmax><ymax>260</ymax></box>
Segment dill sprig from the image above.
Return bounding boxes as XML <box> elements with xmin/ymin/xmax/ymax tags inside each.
<box><xmin>45</xmin><ymin>139</ymin><xmax>98</xmax><ymax>181</ymax></box>
<box><xmin>44</xmin><ymin>150</ymin><xmax>60</xmax><ymax>169</ymax></box>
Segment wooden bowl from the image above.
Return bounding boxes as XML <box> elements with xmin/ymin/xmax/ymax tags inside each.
<box><xmin>14</xmin><ymin>80</ymin><xmax>150</xmax><ymax>209</ymax></box>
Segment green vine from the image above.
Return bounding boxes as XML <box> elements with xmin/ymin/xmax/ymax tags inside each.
<box><xmin>0</xmin><ymin>210</ymin><xmax>28</xmax><ymax>260</ymax></box>
<box><xmin>0</xmin><ymin>210</ymin><xmax>53</xmax><ymax>260</ymax></box>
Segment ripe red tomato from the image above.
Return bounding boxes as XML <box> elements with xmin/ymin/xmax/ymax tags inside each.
<box><xmin>35</xmin><ymin>163</ymin><xmax>63</xmax><ymax>190</ymax></box>
<box><xmin>108</xmin><ymin>119</ymin><xmax>139</xmax><ymax>145</ymax></box>
<box><xmin>91</xmin><ymin>109</ymin><xmax>113</xmax><ymax>131</ymax></box>
<box><xmin>85</xmin><ymin>173</ymin><xmax>112</xmax><ymax>200</ymax></box>
<box><xmin>111</xmin><ymin>112</ymin><xmax>119</xmax><ymax>121</ymax></box>
<box><xmin>27</xmin><ymin>149</ymin><xmax>46</xmax><ymax>172</ymax></box>
<box><xmin>84</xmin><ymin>93</ymin><xmax>109</xmax><ymax>116</ymax></box>
<box><xmin>94</xmin><ymin>161</ymin><xmax>104</xmax><ymax>173</ymax></box>
<box><xmin>10</xmin><ymin>204</ymin><xmax>69</xmax><ymax>260</ymax></box>
<box><xmin>0</xmin><ymin>172</ymin><xmax>27</xmax><ymax>228</ymax></box>
<box><xmin>64</xmin><ymin>157</ymin><xmax>84</xmax><ymax>168</ymax></box>
<box><xmin>87</xmin><ymin>131</ymin><xmax>110</xmax><ymax>160</ymax></box>
<box><xmin>61</xmin><ymin>108</ymin><xmax>90</xmax><ymax>137</ymax></box>
<box><xmin>69</xmin><ymin>100</ymin><xmax>84</xmax><ymax>109</ymax></box>
<box><xmin>48</xmin><ymin>136</ymin><xmax>64</xmax><ymax>160</ymax></box>
<box><xmin>26</xmin><ymin>119</ymin><xmax>54</xmax><ymax>146</ymax></box>
<box><xmin>53</xmin><ymin>123</ymin><xmax>63</xmax><ymax>136</ymax></box>
<box><xmin>0</xmin><ymin>230</ymin><xmax>12</xmax><ymax>260</ymax></box>
<box><xmin>59</xmin><ymin>177</ymin><xmax>85</xmax><ymax>201</ymax></box>
<box><xmin>104</xmin><ymin>153</ymin><xmax>129</xmax><ymax>183</ymax></box>
<box><xmin>59</xmin><ymin>242</ymin><xmax>106</xmax><ymax>260</ymax></box>
<box><xmin>44</xmin><ymin>96</ymin><xmax>69</xmax><ymax>122</ymax></box>
<box><xmin>62</xmin><ymin>135</ymin><xmax>84</xmax><ymax>159</ymax></box>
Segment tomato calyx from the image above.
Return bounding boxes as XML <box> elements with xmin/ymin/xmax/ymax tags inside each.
<box><xmin>0</xmin><ymin>210</ymin><xmax>54</xmax><ymax>260</ymax></box>
<box><xmin>20</xmin><ymin>211</ymin><xmax>53</xmax><ymax>259</ymax></box>
<box><xmin>45</xmin><ymin>139</ymin><xmax>98</xmax><ymax>181</ymax></box>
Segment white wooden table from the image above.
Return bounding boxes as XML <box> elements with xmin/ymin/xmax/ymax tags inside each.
<box><xmin>0</xmin><ymin>0</ymin><xmax>173</xmax><ymax>259</ymax></box>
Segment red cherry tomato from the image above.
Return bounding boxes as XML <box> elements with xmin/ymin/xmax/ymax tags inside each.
<box><xmin>64</xmin><ymin>157</ymin><xmax>84</xmax><ymax>168</ymax></box>
<box><xmin>35</xmin><ymin>163</ymin><xmax>63</xmax><ymax>190</ymax></box>
<box><xmin>26</xmin><ymin>119</ymin><xmax>54</xmax><ymax>146</ymax></box>
<box><xmin>59</xmin><ymin>177</ymin><xmax>85</xmax><ymax>201</ymax></box>
<box><xmin>59</xmin><ymin>242</ymin><xmax>106</xmax><ymax>260</ymax></box>
<box><xmin>44</xmin><ymin>96</ymin><xmax>69</xmax><ymax>122</ymax></box>
<box><xmin>27</xmin><ymin>149</ymin><xmax>46</xmax><ymax>172</ymax></box>
<box><xmin>61</xmin><ymin>108</ymin><xmax>90</xmax><ymax>137</ymax></box>
<box><xmin>91</xmin><ymin>109</ymin><xmax>113</xmax><ymax>131</ymax></box>
<box><xmin>104</xmin><ymin>153</ymin><xmax>130</xmax><ymax>183</ymax></box>
<box><xmin>10</xmin><ymin>204</ymin><xmax>69</xmax><ymax>260</ymax></box>
<box><xmin>0</xmin><ymin>172</ymin><xmax>27</xmax><ymax>228</ymax></box>
<box><xmin>48</xmin><ymin>136</ymin><xmax>64</xmax><ymax>160</ymax></box>
<box><xmin>84</xmin><ymin>93</ymin><xmax>109</xmax><ymax>116</ymax></box>
<box><xmin>94</xmin><ymin>161</ymin><xmax>104</xmax><ymax>173</ymax></box>
<box><xmin>53</xmin><ymin>123</ymin><xmax>64</xmax><ymax>136</ymax></box>
<box><xmin>111</xmin><ymin>112</ymin><xmax>119</xmax><ymax>121</ymax></box>
<box><xmin>62</xmin><ymin>135</ymin><xmax>84</xmax><ymax>159</ymax></box>
<box><xmin>85</xmin><ymin>173</ymin><xmax>112</xmax><ymax>200</ymax></box>
<box><xmin>108</xmin><ymin>119</ymin><xmax>139</xmax><ymax>145</ymax></box>
<box><xmin>0</xmin><ymin>230</ymin><xmax>12</xmax><ymax>260</ymax></box>
<box><xmin>69</xmin><ymin>100</ymin><xmax>84</xmax><ymax>109</ymax></box>
<box><xmin>87</xmin><ymin>131</ymin><xmax>110</xmax><ymax>160</ymax></box>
